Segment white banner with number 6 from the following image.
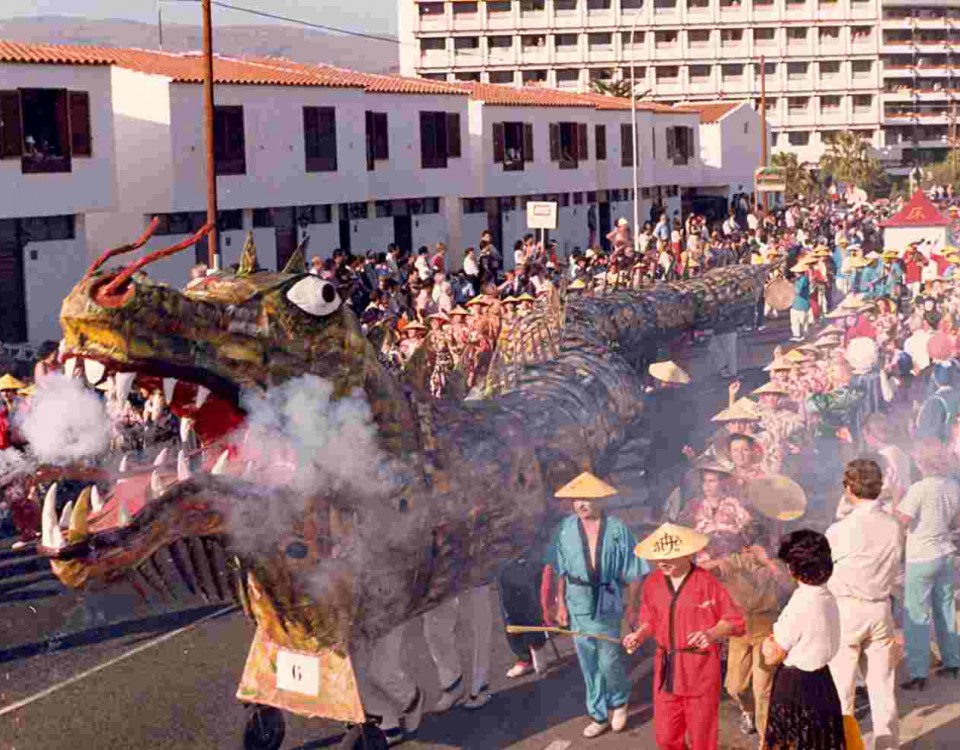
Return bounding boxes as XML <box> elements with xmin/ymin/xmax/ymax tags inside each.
<box><xmin>276</xmin><ymin>649</ymin><xmax>322</xmax><ymax>697</ymax></box>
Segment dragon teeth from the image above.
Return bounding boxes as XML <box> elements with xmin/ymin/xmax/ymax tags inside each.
<box><xmin>64</xmin><ymin>357</ymin><xmax>78</xmax><ymax>379</ymax></box>
<box><xmin>58</xmin><ymin>501</ymin><xmax>74</xmax><ymax>530</ymax></box>
<box><xmin>153</xmin><ymin>447</ymin><xmax>170</xmax><ymax>467</ymax></box>
<box><xmin>177</xmin><ymin>450</ymin><xmax>191</xmax><ymax>481</ymax></box>
<box><xmin>150</xmin><ymin>470</ymin><xmax>165</xmax><ymax>498</ymax></box>
<box><xmin>211</xmin><ymin>450</ymin><xmax>230</xmax><ymax>476</ymax></box>
<box><xmin>115</xmin><ymin>372</ymin><xmax>136</xmax><ymax>403</ymax></box>
<box><xmin>90</xmin><ymin>485</ymin><xmax>104</xmax><ymax>513</ymax></box>
<box><xmin>41</xmin><ymin>483</ymin><xmax>64</xmax><ymax>550</ymax></box>
<box><xmin>117</xmin><ymin>501</ymin><xmax>131</xmax><ymax>527</ymax></box>
<box><xmin>162</xmin><ymin>378</ymin><xmax>177</xmax><ymax>403</ymax></box>
<box><xmin>180</xmin><ymin>418</ymin><xmax>194</xmax><ymax>444</ymax></box>
<box><xmin>195</xmin><ymin>386</ymin><xmax>211</xmax><ymax>410</ymax></box>
<box><xmin>84</xmin><ymin>359</ymin><xmax>106</xmax><ymax>386</ymax></box>
<box><xmin>69</xmin><ymin>489</ymin><xmax>91</xmax><ymax>542</ymax></box>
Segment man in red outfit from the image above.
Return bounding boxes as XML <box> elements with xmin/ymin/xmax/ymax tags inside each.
<box><xmin>624</xmin><ymin>523</ymin><xmax>745</xmax><ymax>750</ymax></box>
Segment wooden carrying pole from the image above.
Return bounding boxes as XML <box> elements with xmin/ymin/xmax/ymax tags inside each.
<box><xmin>201</xmin><ymin>0</ymin><xmax>221</xmax><ymax>270</ymax></box>
<box><xmin>505</xmin><ymin>624</ymin><xmax>623</xmax><ymax>646</ymax></box>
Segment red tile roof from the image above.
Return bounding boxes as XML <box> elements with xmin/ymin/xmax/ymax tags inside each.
<box><xmin>673</xmin><ymin>101</ymin><xmax>745</xmax><ymax>123</ymax></box>
<box><xmin>450</xmin><ymin>82</ymin><xmax>595</xmax><ymax>108</ymax></box>
<box><xmin>880</xmin><ymin>190</ymin><xmax>951</xmax><ymax>228</ymax></box>
<box><xmin>0</xmin><ymin>40</ymin><xmax>116</xmax><ymax>66</ymax></box>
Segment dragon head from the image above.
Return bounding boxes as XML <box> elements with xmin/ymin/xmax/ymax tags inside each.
<box><xmin>43</xmin><ymin>222</ymin><xmax>422</xmax><ymax>653</ymax></box>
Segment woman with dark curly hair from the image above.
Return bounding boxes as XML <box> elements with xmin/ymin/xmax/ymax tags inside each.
<box><xmin>761</xmin><ymin>529</ymin><xmax>844</xmax><ymax>749</ymax></box>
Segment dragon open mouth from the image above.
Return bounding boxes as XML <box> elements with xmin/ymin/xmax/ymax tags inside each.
<box><xmin>38</xmin><ymin>352</ymin><xmax>253</xmax><ymax>610</ymax></box>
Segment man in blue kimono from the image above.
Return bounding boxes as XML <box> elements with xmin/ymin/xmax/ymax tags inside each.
<box><xmin>546</xmin><ymin>472</ymin><xmax>648</xmax><ymax>739</ymax></box>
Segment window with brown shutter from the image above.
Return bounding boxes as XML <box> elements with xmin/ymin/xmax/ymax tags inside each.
<box><xmin>523</xmin><ymin>123</ymin><xmax>534</xmax><ymax>162</ymax></box>
<box><xmin>19</xmin><ymin>89</ymin><xmax>72</xmax><ymax>173</ymax></box>
<box><xmin>0</xmin><ymin>91</ymin><xmax>22</xmax><ymax>158</ymax></box>
<box><xmin>666</xmin><ymin>126</ymin><xmax>676</xmax><ymax>162</ymax></box>
<box><xmin>303</xmin><ymin>106</ymin><xmax>337</xmax><ymax>172</ymax></box>
<box><xmin>447</xmin><ymin>112</ymin><xmax>461</xmax><ymax>158</ymax></box>
<box><xmin>554</xmin><ymin>122</ymin><xmax>579</xmax><ymax>168</ymax></box>
<box><xmin>500</xmin><ymin>122</ymin><xmax>526</xmax><ymax>171</ymax></box>
<box><xmin>549</xmin><ymin>123</ymin><xmax>561</xmax><ymax>162</ymax></box>
<box><xmin>621</xmin><ymin>123</ymin><xmax>633</xmax><ymax>167</ymax></box>
<box><xmin>420</xmin><ymin>111</ymin><xmax>451</xmax><ymax>169</ymax></box>
<box><xmin>213</xmin><ymin>105</ymin><xmax>246</xmax><ymax>175</ymax></box>
<box><xmin>365</xmin><ymin>111</ymin><xmax>389</xmax><ymax>170</ymax></box>
<box><xmin>68</xmin><ymin>91</ymin><xmax>91</xmax><ymax>157</ymax></box>
<box><xmin>577</xmin><ymin>122</ymin><xmax>588</xmax><ymax>161</ymax></box>
<box><xmin>595</xmin><ymin>124</ymin><xmax>607</xmax><ymax>160</ymax></box>
<box><xmin>493</xmin><ymin>122</ymin><xmax>505</xmax><ymax>163</ymax></box>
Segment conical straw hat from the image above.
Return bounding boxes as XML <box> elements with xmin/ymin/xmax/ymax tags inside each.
<box><xmin>819</xmin><ymin>324</ymin><xmax>843</xmax><ymax>337</ymax></box>
<box><xmin>648</xmin><ymin>360</ymin><xmax>691</xmax><ymax>385</ymax></box>
<box><xmin>753</xmin><ymin>381</ymin><xmax>789</xmax><ymax>396</ymax></box>
<box><xmin>783</xmin><ymin>348</ymin><xmax>810</xmax><ymax>363</ymax></box>
<box><xmin>568</xmin><ymin>278</ymin><xmax>587</xmax><ymax>290</ymax></box>
<box><xmin>554</xmin><ymin>471</ymin><xmax>618</xmax><ymax>499</ymax></box>
<box><xmin>634</xmin><ymin>523</ymin><xmax>709</xmax><ymax>560</ymax></box>
<box><xmin>712</xmin><ymin>398</ymin><xmax>760</xmax><ymax>423</ymax></box>
<box><xmin>763</xmin><ymin>358</ymin><xmax>797</xmax><ymax>372</ymax></box>
<box><xmin>0</xmin><ymin>374</ymin><xmax>26</xmax><ymax>391</ymax></box>
<box><xmin>744</xmin><ymin>474</ymin><xmax>808</xmax><ymax>521</ymax></box>
<box><xmin>17</xmin><ymin>383</ymin><xmax>36</xmax><ymax>397</ymax></box>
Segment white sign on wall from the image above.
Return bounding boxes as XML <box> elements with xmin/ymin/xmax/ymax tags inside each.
<box><xmin>527</xmin><ymin>201</ymin><xmax>558</xmax><ymax>230</ymax></box>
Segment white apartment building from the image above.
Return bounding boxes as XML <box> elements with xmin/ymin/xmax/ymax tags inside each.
<box><xmin>399</xmin><ymin>0</ymin><xmax>960</xmax><ymax>171</ymax></box>
<box><xmin>0</xmin><ymin>40</ymin><xmax>762</xmax><ymax>343</ymax></box>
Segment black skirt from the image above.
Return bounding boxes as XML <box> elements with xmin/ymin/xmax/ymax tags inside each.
<box><xmin>764</xmin><ymin>664</ymin><xmax>845</xmax><ymax>750</ymax></box>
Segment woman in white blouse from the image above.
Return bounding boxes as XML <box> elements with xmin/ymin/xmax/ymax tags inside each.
<box><xmin>761</xmin><ymin>529</ymin><xmax>844</xmax><ymax>750</ymax></box>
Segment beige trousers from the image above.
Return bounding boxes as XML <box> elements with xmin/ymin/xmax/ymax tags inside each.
<box><xmin>828</xmin><ymin>597</ymin><xmax>899</xmax><ymax>750</ymax></box>
<box><xmin>725</xmin><ymin>614</ymin><xmax>776</xmax><ymax>739</ymax></box>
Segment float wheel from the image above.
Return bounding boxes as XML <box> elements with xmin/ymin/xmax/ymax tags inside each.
<box><xmin>338</xmin><ymin>723</ymin><xmax>390</xmax><ymax>750</ymax></box>
<box><xmin>242</xmin><ymin>705</ymin><xmax>285</xmax><ymax>750</ymax></box>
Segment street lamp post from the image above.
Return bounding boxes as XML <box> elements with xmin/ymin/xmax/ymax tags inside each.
<box><xmin>629</xmin><ymin>10</ymin><xmax>643</xmax><ymax>255</ymax></box>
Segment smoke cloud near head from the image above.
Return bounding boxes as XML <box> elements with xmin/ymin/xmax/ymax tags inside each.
<box><xmin>238</xmin><ymin>374</ymin><xmax>391</xmax><ymax>497</ymax></box>
<box><xmin>19</xmin><ymin>374</ymin><xmax>111</xmax><ymax>464</ymax></box>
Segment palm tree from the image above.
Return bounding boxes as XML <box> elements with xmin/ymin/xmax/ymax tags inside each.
<box><xmin>590</xmin><ymin>78</ymin><xmax>640</xmax><ymax>99</ymax></box>
<box><xmin>771</xmin><ymin>152</ymin><xmax>816</xmax><ymax>200</ymax></box>
<box><xmin>819</xmin><ymin>131</ymin><xmax>886</xmax><ymax>196</ymax></box>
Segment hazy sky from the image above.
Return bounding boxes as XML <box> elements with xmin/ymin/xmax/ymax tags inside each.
<box><xmin>0</xmin><ymin>1</ymin><xmax>398</xmax><ymax>35</ymax></box>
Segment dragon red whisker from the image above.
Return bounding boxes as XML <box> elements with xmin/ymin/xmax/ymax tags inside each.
<box><xmin>101</xmin><ymin>222</ymin><xmax>214</xmax><ymax>297</ymax></box>
<box><xmin>83</xmin><ymin>217</ymin><xmax>161</xmax><ymax>282</ymax></box>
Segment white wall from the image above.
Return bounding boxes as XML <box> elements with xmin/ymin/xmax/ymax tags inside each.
<box><xmin>352</xmin><ymin>216</ymin><xmax>395</xmax><ymax>255</ymax></box>
<box><xmin>86</xmin><ymin>67</ymin><xmax>174</xmax><ymax>257</ymax></box>
<box><xmin>0</xmin><ymin>63</ymin><xmax>117</xmax><ymax>221</ymax></box>
<box><xmin>22</xmin><ymin>218</ymin><xmax>88</xmax><ymax>342</ymax></box>
<box><xmin>167</xmin><ymin>85</ymin><xmax>472</xmax><ymax>210</ymax></box>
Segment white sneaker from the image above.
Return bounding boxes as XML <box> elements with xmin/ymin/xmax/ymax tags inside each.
<box><xmin>611</xmin><ymin>704</ymin><xmax>628</xmax><ymax>733</ymax></box>
<box><xmin>463</xmin><ymin>688</ymin><xmax>492</xmax><ymax>710</ymax></box>
<box><xmin>433</xmin><ymin>676</ymin><xmax>465</xmax><ymax>712</ymax></box>
<box><xmin>530</xmin><ymin>644</ymin><xmax>548</xmax><ymax>674</ymax></box>
<box><xmin>506</xmin><ymin>660</ymin><xmax>534</xmax><ymax>679</ymax></box>
<box><xmin>583</xmin><ymin>720</ymin><xmax>609</xmax><ymax>739</ymax></box>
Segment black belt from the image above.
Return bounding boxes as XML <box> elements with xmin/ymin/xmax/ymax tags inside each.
<box><xmin>657</xmin><ymin>644</ymin><xmax>709</xmax><ymax>693</ymax></box>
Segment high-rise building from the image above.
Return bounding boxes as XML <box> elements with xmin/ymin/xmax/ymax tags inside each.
<box><xmin>398</xmin><ymin>0</ymin><xmax>960</xmax><ymax>175</ymax></box>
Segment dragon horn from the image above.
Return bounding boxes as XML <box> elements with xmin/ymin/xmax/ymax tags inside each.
<box><xmin>237</xmin><ymin>231</ymin><xmax>258</xmax><ymax>276</ymax></box>
<box><xmin>101</xmin><ymin>222</ymin><xmax>213</xmax><ymax>297</ymax></box>
<box><xmin>281</xmin><ymin>234</ymin><xmax>309</xmax><ymax>274</ymax></box>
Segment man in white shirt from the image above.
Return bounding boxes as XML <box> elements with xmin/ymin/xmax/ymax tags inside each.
<box><xmin>826</xmin><ymin>459</ymin><xmax>903</xmax><ymax>750</ymax></box>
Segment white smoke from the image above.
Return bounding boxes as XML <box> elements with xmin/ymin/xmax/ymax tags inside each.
<box><xmin>0</xmin><ymin>447</ymin><xmax>28</xmax><ymax>476</ymax></box>
<box><xmin>239</xmin><ymin>374</ymin><xmax>391</xmax><ymax>497</ymax></box>
<box><xmin>18</xmin><ymin>374</ymin><xmax>111</xmax><ymax>464</ymax></box>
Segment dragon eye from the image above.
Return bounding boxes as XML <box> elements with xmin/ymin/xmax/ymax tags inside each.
<box><xmin>286</xmin><ymin>277</ymin><xmax>341</xmax><ymax>317</ymax></box>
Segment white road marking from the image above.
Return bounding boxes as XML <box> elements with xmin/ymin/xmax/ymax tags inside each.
<box><xmin>542</xmin><ymin>741</ymin><xmax>572</xmax><ymax>750</ymax></box>
<box><xmin>0</xmin><ymin>605</ymin><xmax>236</xmax><ymax>717</ymax></box>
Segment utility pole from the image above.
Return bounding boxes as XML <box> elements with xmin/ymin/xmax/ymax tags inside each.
<box><xmin>759</xmin><ymin>55</ymin><xmax>768</xmax><ymax>213</ymax></box>
<box><xmin>202</xmin><ymin>0</ymin><xmax>221</xmax><ymax>270</ymax></box>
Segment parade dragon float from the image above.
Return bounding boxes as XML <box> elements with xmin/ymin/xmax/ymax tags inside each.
<box><xmin>35</xmin><ymin>220</ymin><xmax>764</xmax><ymax>749</ymax></box>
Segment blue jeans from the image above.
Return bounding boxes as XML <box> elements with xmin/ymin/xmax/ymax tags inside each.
<box><xmin>904</xmin><ymin>556</ymin><xmax>960</xmax><ymax>679</ymax></box>
<box><xmin>570</xmin><ymin>613</ymin><xmax>630</xmax><ymax>722</ymax></box>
